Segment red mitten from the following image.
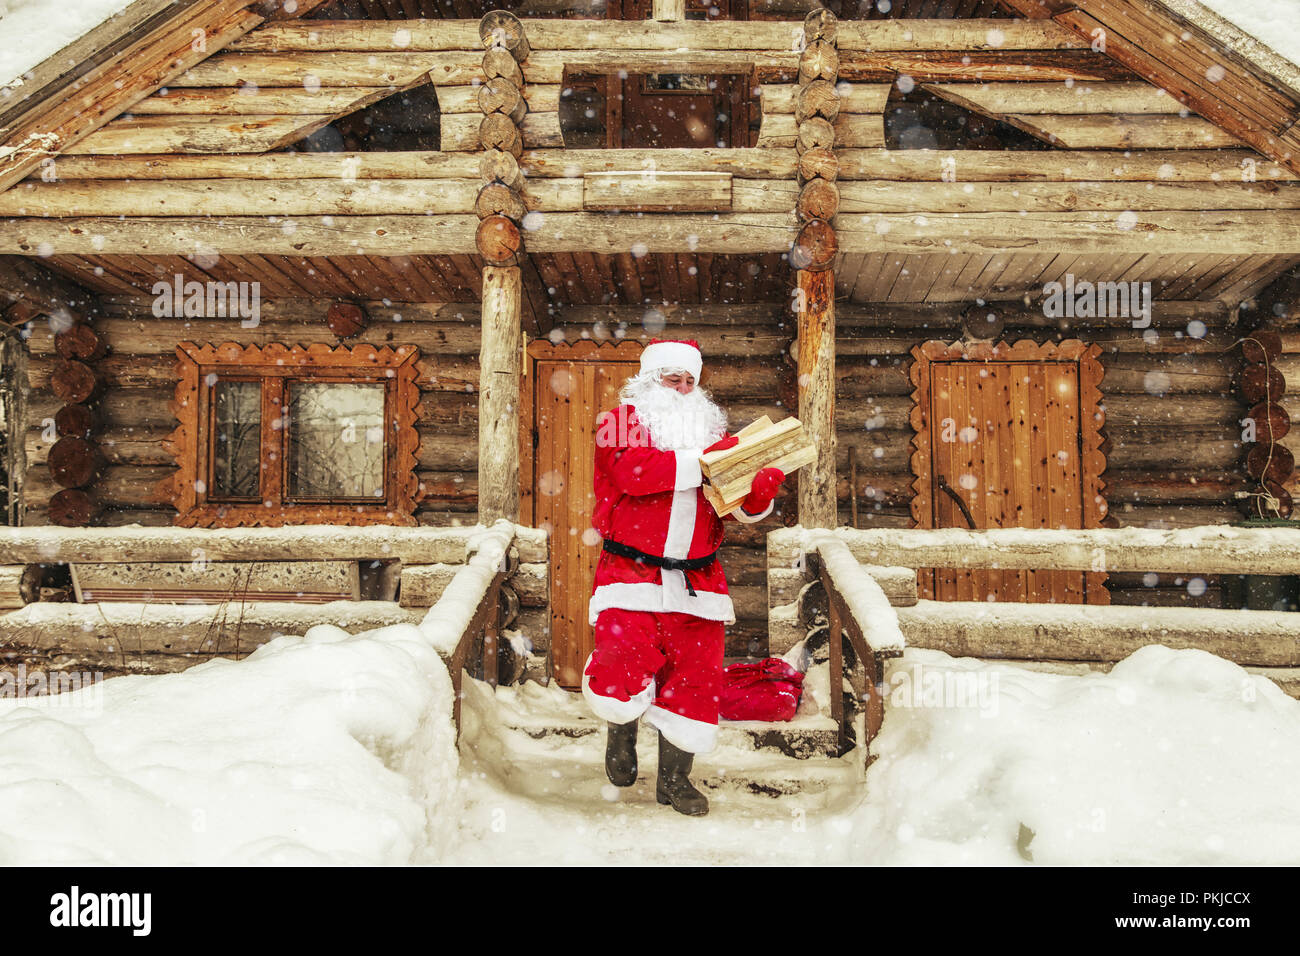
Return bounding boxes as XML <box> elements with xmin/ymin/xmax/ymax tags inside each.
<box><xmin>742</xmin><ymin>467</ymin><xmax>785</xmax><ymax>514</ymax></box>
<box><xmin>703</xmin><ymin>434</ymin><xmax>739</xmax><ymax>455</ymax></box>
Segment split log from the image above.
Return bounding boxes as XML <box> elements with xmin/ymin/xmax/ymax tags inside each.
<box><xmin>759</xmin><ymin>112</ymin><xmax>885</xmax><ymax>149</ymax></box>
<box><xmin>50</xmin><ymin>360</ymin><xmax>98</xmax><ymax>404</ymax></box>
<box><xmin>482</xmin><ymin>47</ymin><xmax>524</xmax><ymax>87</ymax></box>
<box><xmin>797</xmin><ymin>178</ymin><xmax>839</xmax><ymax>221</ymax></box>
<box><xmin>1245</xmin><ymin>443</ymin><xmax>1295</xmax><ymax>484</ymax></box>
<box><xmin>47</xmin><ymin>489</ymin><xmax>100</xmax><ymax>527</ymax></box>
<box><xmin>1237</xmin><ymin>363</ymin><xmax>1286</xmax><ymax>403</ymax></box>
<box><xmin>1247</xmin><ymin>402</ymin><xmax>1291</xmax><ymax>442</ymax></box>
<box><xmin>803</xmin><ymin>8</ymin><xmax>838</xmax><ymax>44</ymax></box>
<box><xmin>476</xmin><ymin>215</ymin><xmax>523</xmax><ymax>265</ymax></box>
<box><xmin>54</xmin><ymin>404</ymin><xmax>96</xmax><ymax>439</ymax></box>
<box><xmin>480</xmin><ymin>149</ymin><xmax>524</xmax><ymax>191</ymax></box>
<box><xmin>795</xmin><ymin>117</ymin><xmax>835</xmax><ymax>153</ymax></box>
<box><xmin>1242</xmin><ymin>329</ymin><xmax>1284</xmax><ymax>364</ymax></box>
<box><xmin>797</xmin><ymin>146</ymin><xmax>838</xmax><ymax>183</ymax></box>
<box><xmin>798</xmin><ymin>40</ymin><xmax>838</xmax><ymax>85</ymax></box>
<box><xmin>479</xmin><ymin>112</ymin><xmax>523</xmax><ymax>157</ymax></box>
<box><xmin>795</xmin><ymin>80</ymin><xmax>840</xmax><ymax>123</ymax></box>
<box><xmin>478</xmin><ymin>77</ymin><xmax>527</xmax><ymax>124</ymax></box>
<box><xmin>441</xmin><ymin>83</ymin><xmax>559</xmax><ymax>115</ymax></box>
<box><xmin>54</xmin><ymin>324</ymin><xmax>106</xmax><ymax>361</ymax></box>
<box><xmin>325</xmin><ymin>301</ymin><xmax>367</xmax><ymax>338</ymax></box>
<box><xmin>0</xmin><ymin>565</ymin><xmax>42</xmax><ymax>607</ymax></box>
<box><xmin>764</xmin><ymin>82</ymin><xmax>888</xmax><ymax>116</ymax></box>
<box><xmin>476</xmin><ymin>181</ymin><xmax>527</xmax><ymax>221</ymax></box>
<box><xmin>790</xmin><ymin>219</ymin><xmax>838</xmax><ymax>271</ymax></box>
<box><xmin>479</xmin><ymin>10</ymin><xmax>530</xmax><ymax>62</ymax></box>
<box><xmin>47</xmin><ymin>436</ymin><xmax>104</xmax><ymax>489</ymax></box>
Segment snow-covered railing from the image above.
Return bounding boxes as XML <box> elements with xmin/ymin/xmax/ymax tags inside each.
<box><xmin>418</xmin><ymin>520</ymin><xmax>517</xmax><ymax>737</ymax></box>
<box><xmin>773</xmin><ymin>525</ymin><xmax>1300</xmax><ymax>674</ymax></box>
<box><xmin>809</xmin><ymin>532</ymin><xmax>907</xmax><ymax>757</ymax></box>
<box><xmin>773</xmin><ymin>525</ymin><xmax>1300</xmax><ymax>576</ymax></box>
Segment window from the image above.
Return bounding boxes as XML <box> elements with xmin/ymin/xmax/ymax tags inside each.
<box><xmin>163</xmin><ymin>342</ymin><xmax>423</xmax><ymax>527</ymax></box>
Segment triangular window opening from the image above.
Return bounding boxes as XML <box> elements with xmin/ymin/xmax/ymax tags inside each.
<box><xmin>279</xmin><ymin>83</ymin><xmax>441</xmax><ymax>153</ymax></box>
<box><xmin>885</xmin><ymin>85</ymin><xmax>1050</xmax><ymax>151</ymax></box>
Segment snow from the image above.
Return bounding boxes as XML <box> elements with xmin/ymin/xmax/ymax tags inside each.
<box><xmin>0</xmin><ymin>621</ymin><xmax>459</xmax><ymax>864</ymax></box>
<box><xmin>0</xmin><ymin>0</ymin><xmax>135</xmax><ymax>91</ymax></box>
<box><xmin>1195</xmin><ymin>0</ymin><xmax>1300</xmax><ymax>73</ymax></box>
<box><xmin>5</xmin><ymin>623</ymin><xmax>1300</xmax><ymax>864</ymax></box>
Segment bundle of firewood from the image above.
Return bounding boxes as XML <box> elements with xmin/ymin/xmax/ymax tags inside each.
<box><xmin>700</xmin><ymin>415</ymin><xmax>816</xmax><ymax>516</ymax></box>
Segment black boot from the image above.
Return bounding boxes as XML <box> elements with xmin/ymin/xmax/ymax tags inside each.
<box><xmin>605</xmin><ymin>720</ymin><xmax>638</xmax><ymax>787</ymax></box>
<box><xmin>656</xmin><ymin>731</ymin><xmax>709</xmax><ymax>816</ymax></box>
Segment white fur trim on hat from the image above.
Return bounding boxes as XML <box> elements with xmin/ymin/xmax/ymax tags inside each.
<box><xmin>640</xmin><ymin>341</ymin><xmax>702</xmax><ymax>382</ymax></box>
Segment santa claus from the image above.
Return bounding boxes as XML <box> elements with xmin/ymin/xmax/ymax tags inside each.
<box><xmin>582</xmin><ymin>339</ymin><xmax>786</xmax><ymax>816</ymax></box>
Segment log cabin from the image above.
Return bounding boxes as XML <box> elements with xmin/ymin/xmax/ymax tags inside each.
<box><xmin>1</xmin><ymin>0</ymin><xmax>1299</xmax><ymax>754</ymax></box>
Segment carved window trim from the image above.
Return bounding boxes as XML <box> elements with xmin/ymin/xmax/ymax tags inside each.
<box><xmin>161</xmin><ymin>342</ymin><xmax>424</xmax><ymax>528</ymax></box>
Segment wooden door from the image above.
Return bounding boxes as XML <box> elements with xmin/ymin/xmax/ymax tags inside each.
<box><xmin>910</xmin><ymin>340</ymin><xmax>1109</xmax><ymax>604</ymax></box>
<box><xmin>533</xmin><ymin>358</ymin><xmax>639</xmax><ymax>688</ymax></box>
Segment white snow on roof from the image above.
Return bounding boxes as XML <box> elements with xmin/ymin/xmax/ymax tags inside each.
<box><xmin>1192</xmin><ymin>0</ymin><xmax>1300</xmax><ymax>75</ymax></box>
<box><xmin>0</xmin><ymin>0</ymin><xmax>135</xmax><ymax>92</ymax></box>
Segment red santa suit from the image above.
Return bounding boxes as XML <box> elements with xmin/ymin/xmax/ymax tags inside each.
<box><xmin>581</xmin><ymin>342</ymin><xmax>775</xmax><ymax>755</ymax></box>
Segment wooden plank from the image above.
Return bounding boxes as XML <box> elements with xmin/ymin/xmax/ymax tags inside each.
<box><xmin>30</xmin><ymin>147</ymin><xmax>1300</xmax><ymax>184</ymax></box>
<box><xmin>583</xmin><ymin>170</ymin><xmax>733</xmax><ymax>212</ymax></box>
<box><xmin>1001</xmin><ymin>113</ymin><xmax>1242</xmax><ymax>150</ymax></box>
<box><xmin>924</xmin><ymin>81</ymin><xmax>1186</xmax><ymax>115</ymax></box>
<box><xmin>129</xmin><ymin>86</ymin><xmax>402</xmax><ymax>115</ymax></box>
<box><xmin>0</xmin><ymin>0</ymin><xmax>266</xmax><ymax>191</ymax></box>
<box><xmin>65</xmin><ymin>114</ymin><xmax>337</xmax><ymax>155</ymax></box>
<box><xmin>230</xmin><ymin>18</ymin><xmax>1085</xmax><ymax>53</ymax></box>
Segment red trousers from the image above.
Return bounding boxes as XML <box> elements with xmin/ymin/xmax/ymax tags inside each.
<box><xmin>582</xmin><ymin>607</ymin><xmax>725</xmax><ymax>754</ymax></box>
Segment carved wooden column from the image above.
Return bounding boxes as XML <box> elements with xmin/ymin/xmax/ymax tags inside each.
<box><xmin>479</xmin><ymin>267</ymin><xmax>523</xmax><ymax>524</ymax></box>
<box><xmin>476</xmin><ymin>11</ymin><xmax>529</xmax><ymax>525</ymax></box>
<box><xmin>792</xmin><ymin>8</ymin><xmax>839</xmax><ymax>529</ymax></box>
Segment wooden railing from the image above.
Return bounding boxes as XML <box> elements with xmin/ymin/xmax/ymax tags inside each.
<box><xmin>415</xmin><ymin>521</ymin><xmax>519</xmax><ymax>737</ymax></box>
<box><xmin>782</xmin><ymin>524</ymin><xmax>1300</xmax><ymax>758</ymax></box>
<box><xmin>0</xmin><ymin>520</ymin><xmax>542</xmax><ymax>732</ymax></box>
<box><xmin>808</xmin><ymin>533</ymin><xmax>906</xmax><ymax>758</ymax></box>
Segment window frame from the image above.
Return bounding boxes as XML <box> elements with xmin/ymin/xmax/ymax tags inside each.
<box><xmin>163</xmin><ymin>342</ymin><xmax>424</xmax><ymax>527</ymax></box>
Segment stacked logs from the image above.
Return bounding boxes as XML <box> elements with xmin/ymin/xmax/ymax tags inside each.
<box><xmin>790</xmin><ymin>8</ymin><xmax>839</xmax><ymax>275</ymax></box>
<box><xmin>475</xmin><ymin>10</ymin><xmax>530</xmax><ymax>270</ymax></box>
<box><xmin>48</xmin><ymin>319</ymin><xmax>105</xmax><ymax>526</ymax></box>
<box><xmin>1237</xmin><ymin>326</ymin><xmax>1293</xmax><ymax>519</ymax></box>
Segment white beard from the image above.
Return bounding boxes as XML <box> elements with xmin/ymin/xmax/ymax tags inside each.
<box><xmin>624</xmin><ymin>378</ymin><xmax>728</xmax><ymax>451</ymax></box>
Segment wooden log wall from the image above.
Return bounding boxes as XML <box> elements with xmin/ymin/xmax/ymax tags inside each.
<box><xmin>12</xmin><ymin>294</ymin><xmax>1266</xmax><ymax>652</ymax></box>
<box><xmin>20</xmin><ymin>298</ymin><xmax>488</xmax><ymax>528</ymax></box>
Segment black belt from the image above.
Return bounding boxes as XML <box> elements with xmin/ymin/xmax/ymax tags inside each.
<box><xmin>601</xmin><ymin>539</ymin><xmax>718</xmax><ymax>597</ymax></box>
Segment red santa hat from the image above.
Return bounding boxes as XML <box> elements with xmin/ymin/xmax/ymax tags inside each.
<box><xmin>640</xmin><ymin>338</ymin><xmax>702</xmax><ymax>381</ymax></box>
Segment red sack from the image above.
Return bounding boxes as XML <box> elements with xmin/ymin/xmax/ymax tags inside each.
<box><xmin>719</xmin><ymin>658</ymin><xmax>805</xmax><ymax>722</ymax></box>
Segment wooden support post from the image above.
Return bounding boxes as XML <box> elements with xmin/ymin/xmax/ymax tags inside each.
<box><xmin>797</xmin><ymin>268</ymin><xmax>836</xmax><ymax>529</ymax></box>
<box><xmin>653</xmin><ymin>0</ymin><xmax>686</xmax><ymax>21</ymax></box>
<box><xmin>479</xmin><ymin>265</ymin><xmax>522</xmax><ymax>524</ymax></box>
<box><xmin>827</xmin><ymin>589</ymin><xmax>848</xmax><ymax>756</ymax></box>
